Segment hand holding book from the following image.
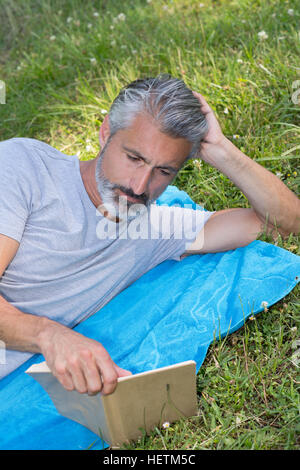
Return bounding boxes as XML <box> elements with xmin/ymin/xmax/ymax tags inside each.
<box><xmin>37</xmin><ymin>320</ymin><xmax>132</xmax><ymax>396</ymax></box>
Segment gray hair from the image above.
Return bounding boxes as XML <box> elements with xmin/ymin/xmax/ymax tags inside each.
<box><xmin>107</xmin><ymin>74</ymin><xmax>208</xmax><ymax>159</ymax></box>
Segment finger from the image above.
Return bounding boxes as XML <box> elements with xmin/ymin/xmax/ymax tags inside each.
<box><xmin>68</xmin><ymin>357</ymin><xmax>88</xmax><ymax>394</ymax></box>
<box><xmin>192</xmin><ymin>91</ymin><xmax>212</xmax><ymax>114</ymax></box>
<box><xmin>81</xmin><ymin>354</ymin><xmax>104</xmax><ymax>395</ymax></box>
<box><xmin>54</xmin><ymin>365</ymin><xmax>75</xmax><ymax>391</ymax></box>
<box><xmin>114</xmin><ymin>364</ymin><xmax>132</xmax><ymax>377</ymax></box>
<box><xmin>96</xmin><ymin>357</ymin><xmax>118</xmax><ymax>396</ymax></box>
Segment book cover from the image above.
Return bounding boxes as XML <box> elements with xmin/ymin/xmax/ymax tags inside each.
<box><xmin>26</xmin><ymin>360</ymin><xmax>198</xmax><ymax>447</ymax></box>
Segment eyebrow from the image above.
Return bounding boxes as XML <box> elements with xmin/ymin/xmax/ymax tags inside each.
<box><xmin>122</xmin><ymin>145</ymin><xmax>179</xmax><ymax>174</ymax></box>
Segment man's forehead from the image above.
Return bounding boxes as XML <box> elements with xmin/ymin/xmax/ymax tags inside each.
<box><xmin>116</xmin><ymin>113</ymin><xmax>192</xmax><ymax>168</ymax></box>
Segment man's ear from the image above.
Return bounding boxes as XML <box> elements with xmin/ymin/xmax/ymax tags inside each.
<box><xmin>99</xmin><ymin>114</ymin><xmax>110</xmax><ymax>148</ymax></box>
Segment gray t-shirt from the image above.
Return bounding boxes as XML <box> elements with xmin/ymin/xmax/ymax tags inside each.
<box><xmin>0</xmin><ymin>137</ymin><xmax>214</xmax><ymax>378</ymax></box>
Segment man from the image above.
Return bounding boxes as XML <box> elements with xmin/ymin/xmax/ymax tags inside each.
<box><xmin>0</xmin><ymin>75</ymin><xmax>299</xmax><ymax>396</ymax></box>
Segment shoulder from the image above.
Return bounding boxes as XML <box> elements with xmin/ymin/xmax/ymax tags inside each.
<box><xmin>0</xmin><ymin>137</ymin><xmax>77</xmax><ymax>171</ymax></box>
<box><xmin>0</xmin><ymin>137</ymin><xmax>48</xmax><ymax>154</ymax></box>
<box><xmin>0</xmin><ymin>137</ymin><xmax>48</xmax><ymax>166</ymax></box>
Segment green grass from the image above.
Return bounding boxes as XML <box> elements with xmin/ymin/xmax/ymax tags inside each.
<box><xmin>124</xmin><ymin>292</ymin><xmax>300</xmax><ymax>450</ymax></box>
<box><xmin>1</xmin><ymin>0</ymin><xmax>299</xmax><ymax>451</ymax></box>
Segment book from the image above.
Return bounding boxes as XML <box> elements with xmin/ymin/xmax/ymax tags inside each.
<box><xmin>26</xmin><ymin>360</ymin><xmax>198</xmax><ymax>447</ymax></box>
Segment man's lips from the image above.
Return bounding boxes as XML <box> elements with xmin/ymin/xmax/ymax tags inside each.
<box><xmin>117</xmin><ymin>189</ymin><xmax>145</xmax><ymax>204</ymax></box>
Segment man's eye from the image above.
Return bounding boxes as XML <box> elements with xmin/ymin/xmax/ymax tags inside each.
<box><xmin>126</xmin><ymin>154</ymin><xmax>139</xmax><ymax>162</ymax></box>
<box><xmin>160</xmin><ymin>169</ymin><xmax>171</xmax><ymax>176</ymax></box>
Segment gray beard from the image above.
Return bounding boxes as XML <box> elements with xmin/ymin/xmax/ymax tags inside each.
<box><xmin>95</xmin><ymin>146</ymin><xmax>153</xmax><ymax>223</ymax></box>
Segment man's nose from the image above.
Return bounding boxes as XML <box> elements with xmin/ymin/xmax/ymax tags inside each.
<box><xmin>130</xmin><ymin>167</ymin><xmax>152</xmax><ymax>196</ymax></box>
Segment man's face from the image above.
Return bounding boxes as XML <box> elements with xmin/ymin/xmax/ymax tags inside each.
<box><xmin>96</xmin><ymin>112</ymin><xmax>192</xmax><ymax>219</ymax></box>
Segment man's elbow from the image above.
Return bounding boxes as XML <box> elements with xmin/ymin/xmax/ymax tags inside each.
<box><xmin>257</xmin><ymin>212</ymin><xmax>300</xmax><ymax>242</ymax></box>
<box><xmin>281</xmin><ymin>214</ymin><xmax>300</xmax><ymax>240</ymax></box>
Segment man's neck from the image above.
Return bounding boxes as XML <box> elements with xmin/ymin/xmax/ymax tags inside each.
<box><xmin>79</xmin><ymin>157</ymin><xmax>102</xmax><ymax>208</ymax></box>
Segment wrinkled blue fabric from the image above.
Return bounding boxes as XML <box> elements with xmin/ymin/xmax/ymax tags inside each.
<box><xmin>0</xmin><ymin>186</ymin><xmax>299</xmax><ymax>450</ymax></box>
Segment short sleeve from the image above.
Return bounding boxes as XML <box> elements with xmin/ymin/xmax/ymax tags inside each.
<box><xmin>171</xmin><ymin>206</ymin><xmax>215</xmax><ymax>261</ymax></box>
<box><xmin>146</xmin><ymin>204</ymin><xmax>215</xmax><ymax>266</ymax></box>
<box><xmin>0</xmin><ymin>139</ymin><xmax>32</xmax><ymax>242</ymax></box>
<box><xmin>164</xmin><ymin>205</ymin><xmax>215</xmax><ymax>261</ymax></box>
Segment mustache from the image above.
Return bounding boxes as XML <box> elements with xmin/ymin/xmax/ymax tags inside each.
<box><xmin>113</xmin><ymin>184</ymin><xmax>149</xmax><ymax>205</ymax></box>
<box><xmin>95</xmin><ymin>147</ymin><xmax>151</xmax><ymax>208</ymax></box>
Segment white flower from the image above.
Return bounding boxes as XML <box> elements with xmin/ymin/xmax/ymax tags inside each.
<box><xmin>67</xmin><ymin>16</ymin><xmax>73</xmax><ymax>23</ymax></box>
<box><xmin>162</xmin><ymin>421</ymin><xmax>170</xmax><ymax>429</ymax></box>
<box><xmin>111</xmin><ymin>40</ymin><xmax>116</xmax><ymax>46</ymax></box>
<box><xmin>93</xmin><ymin>12</ymin><xmax>99</xmax><ymax>17</ymax></box>
<box><xmin>237</xmin><ymin>59</ymin><xmax>243</xmax><ymax>63</ymax></box>
<box><xmin>112</xmin><ymin>13</ymin><xmax>126</xmax><ymax>23</ymax></box>
<box><xmin>193</xmin><ymin>160</ymin><xmax>202</xmax><ymax>170</ymax></box>
<box><xmin>232</xmin><ymin>134</ymin><xmax>239</xmax><ymax>139</ymax></box>
<box><xmin>261</xmin><ymin>301</ymin><xmax>268</xmax><ymax>308</ymax></box>
<box><xmin>90</xmin><ymin>58</ymin><xmax>97</xmax><ymax>65</ymax></box>
<box><xmin>236</xmin><ymin>416</ymin><xmax>242</xmax><ymax>426</ymax></box>
<box><xmin>87</xmin><ymin>23</ymin><xmax>92</xmax><ymax>29</ymax></box>
<box><xmin>101</xmin><ymin>109</ymin><xmax>108</xmax><ymax>114</ymax></box>
<box><xmin>258</xmin><ymin>30</ymin><xmax>268</xmax><ymax>40</ymax></box>
<box><xmin>50</xmin><ymin>35</ymin><xmax>56</xmax><ymax>41</ymax></box>
<box><xmin>288</xmin><ymin>9</ymin><xmax>294</xmax><ymax>16</ymax></box>
<box><xmin>224</xmin><ymin>107</ymin><xmax>229</xmax><ymax>114</ymax></box>
<box><xmin>275</xmin><ymin>171</ymin><xmax>283</xmax><ymax>178</ymax></box>
<box><xmin>86</xmin><ymin>144</ymin><xmax>92</xmax><ymax>152</ymax></box>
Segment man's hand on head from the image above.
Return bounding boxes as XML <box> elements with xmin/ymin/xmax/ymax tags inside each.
<box><xmin>37</xmin><ymin>320</ymin><xmax>132</xmax><ymax>395</ymax></box>
<box><xmin>192</xmin><ymin>91</ymin><xmax>229</xmax><ymax>164</ymax></box>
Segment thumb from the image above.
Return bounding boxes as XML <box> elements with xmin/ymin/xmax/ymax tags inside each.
<box><xmin>114</xmin><ymin>364</ymin><xmax>132</xmax><ymax>378</ymax></box>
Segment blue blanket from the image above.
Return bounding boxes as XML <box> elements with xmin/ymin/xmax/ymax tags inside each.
<box><xmin>0</xmin><ymin>186</ymin><xmax>299</xmax><ymax>450</ymax></box>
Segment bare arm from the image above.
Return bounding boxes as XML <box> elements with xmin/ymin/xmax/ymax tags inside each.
<box><xmin>0</xmin><ymin>234</ymin><xmax>131</xmax><ymax>394</ymax></box>
<box><xmin>193</xmin><ymin>91</ymin><xmax>300</xmax><ymax>238</ymax></box>
<box><xmin>200</xmin><ymin>136</ymin><xmax>300</xmax><ymax>238</ymax></box>
<box><xmin>185</xmin><ymin>92</ymin><xmax>300</xmax><ymax>254</ymax></box>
